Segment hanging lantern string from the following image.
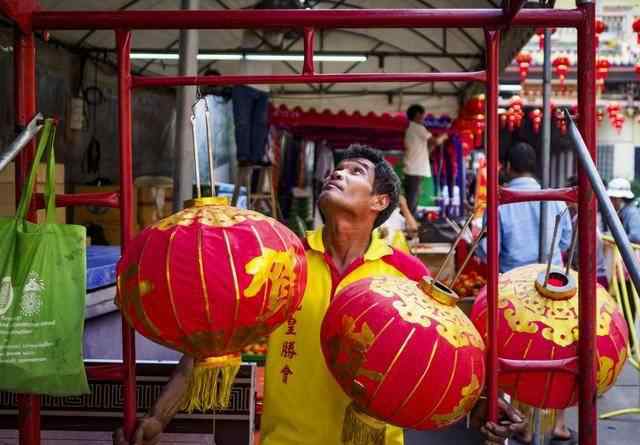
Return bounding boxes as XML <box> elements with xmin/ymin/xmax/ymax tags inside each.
<box><xmin>434</xmin><ymin>214</ymin><xmax>475</xmax><ymax>283</ymax></box>
<box><xmin>190</xmin><ymin>114</ymin><xmax>202</xmax><ymax>199</ymax></box>
<box><xmin>565</xmin><ymin>218</ymin><xmax>580</xmax><ymax>277</ymax></box>
<box><xmin>450</xmin><ymin>225</ymin><xmax>487</xmax><ymax>288</ymax></box>
<box><xmin>204</xmin><ymin>99</ymin><xmax>216</xmax><ymax>197</ymax></box>
<box><xmin>543</xmin><ymin>207</ymin><xmax>570</xmax><ymax>287</ymax></box>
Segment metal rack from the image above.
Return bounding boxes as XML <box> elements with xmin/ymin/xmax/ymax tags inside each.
<box><xmin>1</xmin><ymin>1</ymin><xmax>599</xmax><ymax>443</ymax></box>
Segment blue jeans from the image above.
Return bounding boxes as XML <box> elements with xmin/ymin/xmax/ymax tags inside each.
<box><xmin>232</xmin><ymin>85</ymin><xmax>269</xmax><ymax>164</ymax></box>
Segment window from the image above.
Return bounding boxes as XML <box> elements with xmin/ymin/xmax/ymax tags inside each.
<box><xmin>597</xmin><ymin>144</ymin><xmax>614</xmax><ymax>183</ymax></box>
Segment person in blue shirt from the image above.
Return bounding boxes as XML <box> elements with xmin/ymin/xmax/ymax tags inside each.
<box><xmin>478</xmin><ymin>141</ymin><xmax>573</xmax><ymax>273</ymax></box>
<box><xmin>606</xmin><ymin>177</ymin><xmax>640</xmax><ymax>244</ymax></box>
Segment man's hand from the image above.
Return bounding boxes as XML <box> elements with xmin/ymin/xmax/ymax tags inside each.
<box><xmin>113</xmin><ymin>416</ymin><xmax>164</xmax><ymax>445</ymax></box>
<box><xmin>472</xmin><ymin>396</ymin><xmax>527</xmax><ymax>445</ymax></box>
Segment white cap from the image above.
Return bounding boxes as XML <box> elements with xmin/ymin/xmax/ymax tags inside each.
<box><xmin>606</xmin><ymin>178</ymin><xmax>634</xmax><ymax>199</ymax></box>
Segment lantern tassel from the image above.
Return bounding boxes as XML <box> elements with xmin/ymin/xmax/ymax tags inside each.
<box><xmin>181</xmin><ymin>354</ymin><xmax>242</xmax><ymax>413</ymax></box>
<box><xmin>342</xmin><ymin>402</ymin><xmax>386</xmax><ymax>445</ymax></box>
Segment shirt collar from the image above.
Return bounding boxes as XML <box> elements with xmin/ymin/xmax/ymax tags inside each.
<box><xmin>506</xmin><ymin>176</ymin><xmax>541</xmax><ymax>190</ymax></box>
<box><xmin>305</xmin><ymin>227</ymin><xmax>393</xmax><ymax>261</ymax></box>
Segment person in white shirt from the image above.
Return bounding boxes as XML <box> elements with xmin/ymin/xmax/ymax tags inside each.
<box><xmin>403</xmin><ymin>104</ymin><xmax>448</xmax><ymax>215</ymax></box>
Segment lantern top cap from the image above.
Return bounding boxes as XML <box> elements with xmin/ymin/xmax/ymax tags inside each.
<box><xmin>418</xmin><ymin>276</ymin><xmax>459</xmax><ymax>306</ymax></box>
<box><xmin>534</xmin><ymin>269</ymin><xmax>577</xmax><ymax>301</ymax></box>
<box><xmin>184</xmin><ymin>196</ymin><xmax>230</xmax><ymax>208</ymax></box>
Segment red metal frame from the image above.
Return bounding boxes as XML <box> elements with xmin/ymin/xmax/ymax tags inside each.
<box><xmin>1</xmin><ymin>2</ymin><xmax>598</xmax><ymax>444</ymax></box>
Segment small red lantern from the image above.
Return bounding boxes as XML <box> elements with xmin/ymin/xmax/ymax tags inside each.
<box><xmin>535</xmin><ymin>28</ymin><xmax>556</xmax><ymax>50</ymax></box>
<box><xmin>322</xmin><ymin>276</ymin><xmax>485</xmax><ymax>431</ymax></box>
<box><xmin>614</xmin><ymin>113</ymin><xmax>625</xmax><ymax>133</ymax></box>
<box><xmin>516</xmin><ymin>52</ymin><xmax>532</xmax><ymax>82</ymax></box>
<box><xmin>596</xmin><ymin>58</ymin><xmax>611</xmax><ymax>94</ymax></box>
<box><xmin>635</xmin><ymin>63</ymin><xmax>640</xmax><ymax>79</ymax></box>
<box><xmin>471</xmin><ymin>264</ymin><xmax>628</xmax><ymax>409</ymax></box>
<box><xmin>117</xmin><ymin>197</ymin><xmax>307</xmax><ymax>410</ymax></box>
<box><xmin>466</xmin><ymin>94</ymin><xmax>485</xmax><ymax>115</ymax></box>
<box><xmin>529</xmin><ymin>108</ymin><xmax>542</xmax><ymax>134</ymax></box>
<box><xmin>633</xmin><ymin>18</ymin><xmax>640</xmax><ymax>44</ymax></box>
<box><xmin>552</xmin><ymin>55</ymin><xmax>571</xmax><ymax>90</ymax></box>
<box><xmin>595</xmin><ymin>18</ymin><xmax>607</xmax><ymax>46</ymax></box>
<box><xmin>507</xmin><ymin>111</ymin><xmax>517</xmax><ymax>132</ymax></box>
<box><xmin>597</xmin><ymin>107</ymin><xmax>605</xmax><ymax>125</ymax></box>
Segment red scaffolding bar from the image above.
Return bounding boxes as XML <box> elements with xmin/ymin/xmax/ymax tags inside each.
<box><xmin>1</xmin><ymin>2</ymin><xmax>599</xmax><ymax>444</ymax></box>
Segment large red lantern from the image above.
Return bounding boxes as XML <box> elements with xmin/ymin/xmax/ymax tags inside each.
<box><xmin>321</xmin><ymin>276</ymin><xmax>485</xmax><ymax>432</ymax></box>
<box><xmin>117</xmin><ymin>197</ymin><xmax>307</xmax><ymax>409</ymax></box>
<box><xmin>471</xmin><ymin>264</ymin><xmax>628</xmax><ymax>409</ymax></box>
<box><xmin>516</xmin><ymin>52</ymin><xmax>532</xmax><ymax>83</ymax></box>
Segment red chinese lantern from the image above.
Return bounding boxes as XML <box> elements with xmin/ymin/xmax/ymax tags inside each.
<box><xmin>596</xmin><ymin>58</ymin><xmax>611</xmax><ymax>94</ymax></box>
<box><xmin>529</xmin><ymin>108</ymin><xmax>542</xmax><ymax>134</ymax></box>
<box><xmin>117</xmin><ymin>197</ymin><xmax>307</xmax><ymax>410</ymax></box>
<box><xmin>614</xmin><ymin>113</ymin><xmax>625</xmax><ymax>133</ymax></box>
<box><xmin>471</xmin><ymin>264</ymin><xmax>628</xmax><ymax>409</ymax></box>
<box><xmin>633</xmin><ymin>18</ymin><xmax>640</xmax><ymax>44</ymax></box>
<box><xmin>466</xmin><ymin>94</ymin><xmax>485</xmax><ymax>115</ymax></box>
<box><xmin>516</xmin><ymin>52</ymin><xmax>532</xmax><ymax>82</ymax></box>
<box><xmin>635</xmin><ymin>63</ymin><xmax>640</xmax><ymax>79</ymax></box>
<box><xmin>597</xmin><ymin>107</ymin><xmax>605</xmax><ymax>125</ymax></box>
<box><xmin>535</xmin><ymin>28</ymin><xmax>556</xmax><ymax>50</ymax></box>
<box><xmin>552</xmin><ymin>55</ymin><xmax>571</xmax><ymax>90</ymax></box>
<box><xmin>595</xmin><ymin>18</ymin><xmax>607</xmax><ymax>46</ymax></box>
<box><xmin>322</xmin><ymin>276</ymin><xmax>485</xmax><ymax>433</ymax></box>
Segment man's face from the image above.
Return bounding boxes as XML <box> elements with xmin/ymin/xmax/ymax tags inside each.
<box><xmin>318</xmin><ymin>157</ymin><xmax>388</xmax><ymax>219</ymax></box>
<box><xmin>611</xmin><ymin>197</ymin><xmax>623</xmax><ymax>211</ymax></box>
<box><xmin>414</xmin><ymin>111</ymin><xmax>425</xmax><ymax>123</ymax></box>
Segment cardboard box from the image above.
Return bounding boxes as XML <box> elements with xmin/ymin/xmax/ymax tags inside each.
<box><xmin>0</xmin><ymin>162</ymin><xmax>65</xmax><ymax>223</ymax></box>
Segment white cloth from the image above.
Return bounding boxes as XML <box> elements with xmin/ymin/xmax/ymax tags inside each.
<box><xmin>403</xmin><ymin>121</ymin><xmax>432</xmax><ymax>177</ymax></box>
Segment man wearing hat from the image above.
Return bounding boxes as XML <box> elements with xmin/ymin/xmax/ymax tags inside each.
<box><xmin>607</xmin><ymin>178</ymin><xmax>640</xmax><ymax>244</ymax></box>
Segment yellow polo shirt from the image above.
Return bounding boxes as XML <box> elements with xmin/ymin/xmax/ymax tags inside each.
<box><xmin>261</xmin><ymin>227</ymin><xmax>429</xmax><ymax>445</ymax></box>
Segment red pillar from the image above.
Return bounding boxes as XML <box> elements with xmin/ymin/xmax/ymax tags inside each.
<box><xmin>116</xmin><ymin>29</ymin><xmax>138</xmax><ymax>438</ymax></box>
<box><xmin>14</xmin><ymin>26</ymin><xmax>41</xmax><ymax>445</ymax></box>
<box><xmin>576</xmin><ymin>2</ymin><xmax>597</xmax><ymax>444</ymax></box>
<box><xmin>484</xmin><ymin>29</ymin><xmax>501</xmax><ymax>423</ymax></box>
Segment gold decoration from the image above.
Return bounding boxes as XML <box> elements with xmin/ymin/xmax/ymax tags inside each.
<box><xmin>499</xmin><ymin>264</ymin><xmax>617</xmax><ymax>347</ymax></box>
<box><xmin>153</xmin><ymin>205</ymin><xmax>267</xmax><ymax>231</ymax></box>
<box><xmin>369</xmin><ymin>276</ymin><xmax>484</xmax><ymax>349</ymax></box>
<box><xmin>431</xmin><ymin>373</ymin><xmax>481</xmax><ymax>427</ymax></box>
<box><xmin>244</xmin><ymin>247</ymin><xmax>298</xmax><ymax>321</ymax></box>
<box><xmin>597</xmin><ymin>349</ymin><xmax>627</xmax><ymax>394</ymax></box>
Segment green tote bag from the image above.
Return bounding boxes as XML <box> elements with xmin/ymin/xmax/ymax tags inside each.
<box><xmin>0</xmin><ymin>119</ymin><xmax>89</xmax><ymax>396</ymax></box>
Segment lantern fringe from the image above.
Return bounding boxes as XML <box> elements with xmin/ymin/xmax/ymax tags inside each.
<box><xmin>341</xmin><ymin>403</ymin><xmax>386</xmax><ymax>445</ymax></box>
<box><xmin>180</xmin><ymin>354</ymin><xmax>241</xmax><ymax>413</ymax></box>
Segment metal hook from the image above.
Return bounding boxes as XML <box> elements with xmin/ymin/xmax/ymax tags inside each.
<box><xmin>565</xmin><ymin>218</ymin><xmax>579</xmax><ymax>276</ymax></box>
<box><xmin>543</xmin><ymin>206</ymin><xmax>569</xmax><ymax>287</ymax></box>
<box><xmin>190</xmin><ymin>115</ymin><xmax>202</xmax><ymax>199</ymax></box>
<box><xmin>450</xmin><ymin>226</ymin><xmax>487</xmax><ymax>288</ymax></box>
<box><xmin>203</xmin><ymin>97</ymin><xmax>216</xmax><ymax>196</ymax></box>
<box><xmin>434</xmin><ymin>214</ymin><xmax>475</xmax><ymax>284</ymax></box>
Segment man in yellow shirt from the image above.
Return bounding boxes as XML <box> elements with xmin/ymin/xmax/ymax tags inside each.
<box><xmin>115</xmin><ymin>146</ymin><xmax>523</xmax><ymax>445</ymax></box>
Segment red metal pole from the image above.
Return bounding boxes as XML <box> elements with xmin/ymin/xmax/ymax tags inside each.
<box><xmin>30</xmin><ymin>8</ymin><xmax>585</xmax><ymax>31</ymax></box>
<box><xmin>116</xmin><ymin>29</ymin><xmax>137</xmax><ymax>439</ymax></box>
<box><xmin>484</xmin><ymin>28</ymin><xmax>500</xmax><ymax>423</ymax></box>
<box><xmin>14</xmin><ymin>26</ymin><xmax>41</xmax><ymax>445</ymax></box>
<box><xmin>576</xmin><ymin>1</ymin><xmax>597</xmax><ymax>444</ymax></box>
<box><xmin>132</xmin><ymin>71</ymin><xmax>487</xmax><ymax>88</ymax></box>
<box><xmin>303</xmin><ymin>27</ymin><xmax>314</xmax><ymax>75</ymax></box>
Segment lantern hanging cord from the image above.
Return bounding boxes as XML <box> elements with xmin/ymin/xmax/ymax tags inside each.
<box><xmin>434</xmin><ymin>213</ymin><xmax>475</xmax><ymax>283</ymax></box>
<box><xmin>565</xmin><ymin>217</ymin><xmax>579</xmax><ymax>276</ymax></box>
<box><xmin>543</xmin><ymin>207</ymin><xmax>569</xmax><ymax>287</ymax></box>
<box><xmin>190</xmin><ymin>115</ymin><xmax>202</xmax><ymax>198</ymax></box>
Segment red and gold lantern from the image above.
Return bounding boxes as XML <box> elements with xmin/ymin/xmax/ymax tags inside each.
<box><xmin>117</xmin><ymin>197</ymin><xmax>307</xmax><ymax>410</ymax></box>
<box><xmin>516</xmin><ymin>52</ymin><xmax>532</xmax><ymax>83</ymax></box>
<box><xmin>321</xmin><ymin>276</ymin><xmax>485</xmax><ymax>433</ymax></box>
<box><xmin>471</xmin><ymin>264</ymin><xmax>628</xmax><ymax>409</ymax></box>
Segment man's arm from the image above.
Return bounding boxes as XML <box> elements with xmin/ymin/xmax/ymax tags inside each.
<box><xmin>113</xmin><ymin>355</ymin><xmax>194</xmax><ymax>445</ymax></box>
<box><xmin>428</xmin><ymin>132</ymin><xmax>448</xmax><ymax>150</ymax></box>
<box><xmin>398</xmin><ymin>195</ymin><xmax>419</xmax><ymax>236</ymax></box>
